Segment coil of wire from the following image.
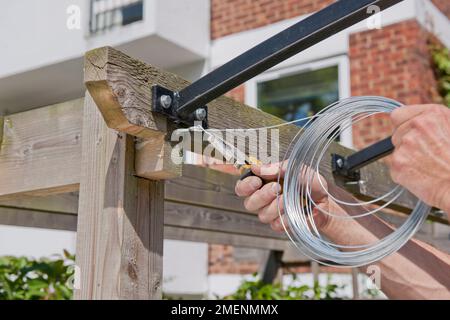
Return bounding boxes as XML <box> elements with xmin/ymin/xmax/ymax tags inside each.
<box><xmin>280</xmin><ymin>96</ymin><xmax>430</xmax><ymax>267</ymax></box>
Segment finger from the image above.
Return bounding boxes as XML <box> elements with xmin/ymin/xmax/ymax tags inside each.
<box><xmin>235</xmin><ymin>176</ymin><xmax>262</xmax><ymax>197</ymax></box>
<box><xmin>270</xmin><ymin>214</ymin><xmax>289</xmax><ymax>232</ymax></box>
<box><xmin>391</xmin><ymin>118</ymin><xmax>414</xmax><ymax>147</ymax></box>
<box><xmin>258</xmin><ymin>196</ymin><xmax>284</xmax><ymax>224</ymax></box>
<box><xmin>390</xmin><ymin>105</ymin><xmax>433</xmax><ymax>128</ymax></box>
<box><xmin>300</xmin><ymin>168</ymin><xmax>328</xmax><ymax>202</ymax></box>
<box><xmin>244</xmin><ymin>182</ymin><xmax>281</xmax><ymax>212</ymax></box>
<box><xmin>250</xmin><ymin>161</ymin><xmax>288</xmax><ymax>180</ymax></box>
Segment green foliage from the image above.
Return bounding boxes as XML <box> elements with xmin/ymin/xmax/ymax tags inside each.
<box><xmin>0</xmin><ymin>250</ymin><xmax>74</xmax><ymax>300</ymax></box>
<box><xmin>430</xmin><ymin>44</ymin><xmax>450</xmax><ymax>107</ymax></box>
<box><xmin>222</xmin><ymin>273</ymin><xmax>345</xmax><ymax>300</ymax></box>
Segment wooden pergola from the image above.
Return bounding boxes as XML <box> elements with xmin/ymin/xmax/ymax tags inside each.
<box><xmin>0</xmin><ymin>47</ymin><xmax>447</xmax><ymax>299</ymax></box>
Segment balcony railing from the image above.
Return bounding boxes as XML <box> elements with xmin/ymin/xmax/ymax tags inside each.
<box><xmin>90</xmin><ymin>0</ymin><xmax>144</xmax><ymax>33</ymax></box>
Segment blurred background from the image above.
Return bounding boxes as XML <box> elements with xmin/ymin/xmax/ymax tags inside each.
<box><xmin>0</xmin><ymin>0</ymin><xmax>449</xmax><ymax>299</ymax></box>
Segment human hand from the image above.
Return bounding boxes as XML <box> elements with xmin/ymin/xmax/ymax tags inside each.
<box><xmin>234</xmin><ymin>162</ymin><xmax>331</xmax><ymax>232</ymax></box>
<box><xmin>390</xmin><ymin>104</ymin><xmax>450</xmax><ymax>215</ymax></box>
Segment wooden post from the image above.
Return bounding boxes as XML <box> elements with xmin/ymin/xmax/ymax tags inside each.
<box><xmin>74</xmin><ymin>93</ymin><xmax>164</xmax><ymax>299</ymax></box>
<box><xmin>311</xmin><ymin>261</ymin><xmax>320</xmax><ymax>284</ymax></box>
<box><xmin>351</xmin><ymin>268</ymin><xmax>360</xmax><ymax>299</ymax></box>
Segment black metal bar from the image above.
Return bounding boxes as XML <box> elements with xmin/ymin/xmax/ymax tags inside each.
<box><xmin>175</xmin><ymin>0</ymin><xmax>404</xmax><ymax>118</ymax></box>
<box><xmin>346</xmin><ymin>136</ymin><xmax>394</xmax><ymax>172</ymax></box>
<box><xmin>332</xmin><ymin>137</ymin><xmax>394</xmax><ymax>180</ymax></box>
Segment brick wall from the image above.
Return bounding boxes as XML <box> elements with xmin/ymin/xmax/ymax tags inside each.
<box><xmin>209</xmin><ymin>244</ymin><xmax>259</xmax><ymax>274</ymax></box>
<box><xmin>350</xmin><ymin>19</ymin><xmax>442</xmax><ymax>149</ymax></box>
<box><xmin>211</xmin><ymin>0</ymin><xmax>334</xmax><ymax>39</ymax></box>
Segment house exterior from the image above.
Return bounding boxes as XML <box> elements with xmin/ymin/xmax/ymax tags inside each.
<box><xmin>0</xmin><ymin>0</ymin><xmax>449</xmax><ymax>299</ymax></box>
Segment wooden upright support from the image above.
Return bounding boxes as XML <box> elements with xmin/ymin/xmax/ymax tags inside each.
<box><xmin>74</xmin><ymin>94</ymin><xmax>164</xmax><ymax>299</ymax></box>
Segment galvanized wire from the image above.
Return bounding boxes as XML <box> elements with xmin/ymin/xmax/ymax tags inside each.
<box><xmin>280</xmin><ymin>96</ymin><xmax>430</xmax><ymax>267</ymax></box>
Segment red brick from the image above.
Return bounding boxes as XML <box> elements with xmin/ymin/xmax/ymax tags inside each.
<box><xmin>211</xmin><ymin>0</ymin><xmax>335</xmax><ymax>39</ymax></box>
<box><xmin>349</xmin><ymin>20</ymin><xmax>442</xmax><ymax>149</ymax></box>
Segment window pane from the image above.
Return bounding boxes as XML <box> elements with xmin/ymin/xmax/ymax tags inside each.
<box><xmin>122</xmin><ymin>1</ymin><xmax>144</xmax><ymax>26</ymax></box>
<box><xmin>257</xmin><ymin>66</ymin><xmax>339</xmax><ymax>127</ymax></box>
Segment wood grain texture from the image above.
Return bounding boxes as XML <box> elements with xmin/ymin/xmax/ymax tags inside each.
<box><xmin>74</xmin><ymin>93</ymin><xmax>164</xmax><ymax>300</ymax></box>
<box><xmin>82</xmin><ymin>46</ymin><xmax>431</xmax><ymax>217</ymax></box>
<box><xmin>0</xmin><ymin>116</ymin><xmax>3</xmax><ymax>148</ymax></box>
<box><xmin>0</xmin><ymin>207</ymin><xmax>77</xmax><ymax>231</ymax></box>
<box><xmin>165</xmin><ymin>201</ymin><xmax>284</xmax><ymax>240</ymax></box>
<box><xmin>135</xmin><ymin>136</ymin><xmax>181</xmax><ymax>180</ymax></box>
<box><xmin>85</xmin><ymin>47</ymin><xmax>180</xmax><ymax>179</ymax></box>
<box><xmin>0</xmin><ymin>193</ymin><xmax>79</xmax><ymax>215</ymax></box>
<box><xmin>164</xmin><ymin>226</ymin><xmax>289</xmax><ymax>251</ymax></box>
<box><xmin>0</xmin><ymin>99</ymin><xmax>83</xmax><ymax>200</ymax></box>
<box><xmin>165</xmin><ymin>164</ymin><xmax>246</xmax><ymax>212</ymax></box>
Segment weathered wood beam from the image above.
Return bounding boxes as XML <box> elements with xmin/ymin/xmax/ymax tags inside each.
<box><xmin>0</xmin><ymin>193</ymin><xmax>79</xmax><ymax>231</ymax></box>
<box><xmin>0</xmin><ymin>99</ymin><xmax>83</xmax><ymax>200</ymax></box>
<box><xmin>81</xmin><ymin>46</ymin><xmax>426</xmax><ymax>217</ymax></box>
<box><xmin>0</xmin><ymin>193</ymin><xmax>79</xmax><ymax>215</ymax></box>
<box><xmin>165</xmin><ymin>201</ymin><xmax>284</xmax><ymax>240</ymax></box>
<box><xmin>75</xmin><ymin>93</ymin><xmax>164</xmax><ymax>300</ymax></box>
<box><xmin>164</xmin><ymin>226</ymin><xmax>289</xmax><ymax>251</ymax></box>
<box><xmin>84</xmin><ymin>47</ymin><xmax>181</xmax><ymax>179</ymax></box>
<box><xmin>165</xmin><ymin>164</ymin><xmax>246</xmax><ymax>212</ymax></box>
<box><xmin>0</xmin><ymin>207</ymin><xmax>76</xmax><ymax>231</ymax></box>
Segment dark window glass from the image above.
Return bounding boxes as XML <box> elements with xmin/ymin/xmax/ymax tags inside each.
<box><xmin>122</xmin><ymin>2</ymin><xmax>144</xmax><ymax>26</ymax></box>
<box><xmin>257</xmin><ymin>66</ymin><xmax>339</xmax><ymax>127</ymax></box>
<box><xmin>90</xmin><ymin>0</ymin><xmax>144</xmax><ymax>33</ymax></box>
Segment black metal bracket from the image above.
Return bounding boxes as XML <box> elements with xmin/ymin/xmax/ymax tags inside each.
<box><xmin>152</xmin><ymin>85</ymin><xmax>208</xmax><ymax>128</ymax></box>
<box><xmin>332</xmin><ymin>137</ymin><xmax>395</xmax><ymax>181</ymax></box>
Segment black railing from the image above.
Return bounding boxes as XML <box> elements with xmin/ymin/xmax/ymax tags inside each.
<box><xmin>90</xmin><ymin>0</ymin><xmax>144</xmax><ymax>33</ymax></box>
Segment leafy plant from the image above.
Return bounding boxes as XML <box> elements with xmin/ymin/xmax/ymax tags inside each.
<box><xmin>222</xmin><ymin>273</ymin><xmax>345</xmax><ymax>300</ymax></box>
<box><xmin>430</xmin><ymin>44</ymin><xmax>450</xmax><ymax>107</ymax></box>
<box><xmin>0</xmin><ymin>250</ymin><xmax>74</xmax><ymax>300</ymax></box>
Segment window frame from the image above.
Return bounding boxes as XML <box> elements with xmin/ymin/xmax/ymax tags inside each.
<box><xmin>245</xmin><ymin>55</ymin><xmax>352</xmax><ymax>148</ymax></box>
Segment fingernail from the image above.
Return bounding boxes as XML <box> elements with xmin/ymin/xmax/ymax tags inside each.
<box><xmin>249</xmin><ymin>177</ymin><xmax>262</xmax><ymax>189</ymax></box>
<box><xmin>271</xmin><ymin>183</ymin><xmax>281</xmax><ymax>194</ymax></box>
<box><xmin>261</xmin><ymin>163</ymin><xmax>279</xmax><ymax>175</ymax></box>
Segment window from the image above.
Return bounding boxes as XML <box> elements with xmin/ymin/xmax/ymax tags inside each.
<box><xmin>247</xmin><ymin>57</ymin><xmax>352</xmax><ymax>147</ymax></box>
<box><xmin>90</xmin><ymin>0</ymin><xmax>144</xmax><ymax>34</ymax></box>
<box><xmin>257</xmin><ymin>66</ymin><xmax>339</xmax><ymax>127</ymax></box>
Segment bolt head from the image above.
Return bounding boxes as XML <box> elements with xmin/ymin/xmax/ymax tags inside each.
<box><xmin>195</xmin><ymin>108</ymin><xmax>207</xmax><ymax>121</ymax></box>
<box><xmin>160</xmin><ymin>95</ymin><xmax>172</xmax><ymax>109</ymax></box>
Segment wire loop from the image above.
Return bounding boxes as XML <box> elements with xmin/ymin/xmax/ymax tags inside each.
<box><xmin>280</xmin><ymin>96</ymin><xmax>430</xmax><ymax>267</ymax></box>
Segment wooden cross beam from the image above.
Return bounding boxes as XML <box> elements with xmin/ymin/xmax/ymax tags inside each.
<box><xmin>84</xmin><ymin>46</ymin><xmax>423</xmax><ymax>214</ymax></box>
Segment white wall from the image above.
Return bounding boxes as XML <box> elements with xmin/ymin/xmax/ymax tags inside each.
<box><xmin>0</xmin><ymin>0</ymin><xmax>209</xmax><ymax>77</ymax></box>
<box><xmin>0</xmin><ymin>225</ymin><xmax>76</xmax><ymax>259</ymax></box>
<box><xmin>163</xmin><ymin>240</ymin><xmax>209</xmax><ymax>296</ymax></box>
<box><xmin>0</xmin><ymin>0</ymin><xmax>209</xmax><ymax>114</ymax></box>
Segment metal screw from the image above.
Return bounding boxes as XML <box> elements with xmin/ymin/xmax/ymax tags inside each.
<box><xmin>336</xmin><ymin>158</ymin><xmax>344</xmax><ymax>168</ymax></box>
<box><xmin>195</xmin><ymin>108</ymin><xmax>207</xmax><ymax>121</ymax></box>
<box><xmin>160</xmin><ymin>95</ymin><xmax>172</xmax><ymax>109</ymax></box>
